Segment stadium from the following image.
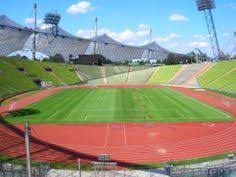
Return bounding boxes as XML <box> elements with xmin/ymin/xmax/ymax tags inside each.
<box><xmin>0</xmin><ymin>0</ymin><xmax>236</xmax><ymax>177</ymax></box>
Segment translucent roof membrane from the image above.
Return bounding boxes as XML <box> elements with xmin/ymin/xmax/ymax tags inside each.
<box><xmin>0</xmin><ymin>15</ymin><xmax>171</xmax><ymax>61</ymax></box>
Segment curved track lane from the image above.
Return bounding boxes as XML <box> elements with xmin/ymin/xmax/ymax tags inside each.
<box><xmin>0</xmin><ymin>84</ymin><xmax>235</xmax><ymax>165</ymax></box>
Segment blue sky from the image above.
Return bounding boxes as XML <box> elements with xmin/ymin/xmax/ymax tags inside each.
<box><xmin>1</xmin><ymin>0</ymin><xmax>236</xmax><ymax>56</ymax></box>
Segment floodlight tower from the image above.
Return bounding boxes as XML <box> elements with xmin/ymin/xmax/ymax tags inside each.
<box><xmin>32</xmin><ymin>3</ymin><xmax>37</xmax><ymax>60</ymax></box>
<box><xmin>196</xmin><ymin>0</ymin><xmax>221</xmax><ymax>60</ymax></box>
<box><xmin>43</xmin><ymin>12</ymin><xmax>61</xmax><ymax>36</ymax></box>
<box><xmin>94</xmin><ymin>17</ymin><xmax>98</xmax><ymax>55</ymax></box>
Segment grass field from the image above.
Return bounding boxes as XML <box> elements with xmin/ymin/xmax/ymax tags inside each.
<box><xmin>5</xmin><ymin>88</ymin><xmax>232</xmax><ymax>124</ymax></box>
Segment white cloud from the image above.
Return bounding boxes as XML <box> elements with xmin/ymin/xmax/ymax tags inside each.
<box><xmin>24</xmin><ymin>17</ymin><xmax>43</xmax><ymax>24</ymax></box>
<box><xmin>187</xmin><ymin>41</ymin><xmax>209</xmax><ymax>48</ymax></box>
<box><xmin>166</xmin><ymin>42</ymin><xmax>179</xmax><ymax>48</ymax></box>
<box><xmin>76</xmin><ymin>29</ymin><xmax>94</xmax><ymax>38</ymax></box>
<box><xmin>192</xmin><ymin>34</ymin><xmax>209</xmax><ymax>41</ymax></box>
<box><xmin>76</xmin><ymin>22</ymin><xmax>181</xmax><ymax>48</ymax></box>
<box><xmin>138</xmin><ymin>24</ymin><xmax>150</xmax><ymax>31</ymax></box>
<box><xmin>67</xmin><ymin>1</ymin><xmax>94</xmax><ymax>14</ymax></box>
<box><xmin>136</xmin><ymin>24</ymin><xmax>150</xmax><ymax>37</ymax></box>
<box><xmin>223</xmin><ymin>33</ymin><xmax>230</xmax><ymax>37</ymax></box>
<box><xmin>40</xmin><ymin>24</ymin><xmax>52</xmax><ymax>30</ymax></box>
<box><xmin>154</xmin><ymin>33</ymin><xmax>180</xmax><ymax>42</ymax></box>
<box><xmin>169</xmin><ymin>13</ymin><xmax>189</xmax><ymax>21</ymax></box>
<box><xmin>225</xmin><ymin>3</ymin><xmax>236</xmax><ymax>9</ymax></box>
<box><xmin>162</xmin><ymin>40</ymin><xmax>212</xmax><ymax>55</ymax></box>
<box><xmin>76</xmin><ymin>24</ymin><xmax>152</xmax><ymax>44</ymax></box>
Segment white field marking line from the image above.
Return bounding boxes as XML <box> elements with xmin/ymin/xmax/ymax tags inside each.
<box><xmin>47</xmin><ymin>110</ymin><xmax>60</xmax><ymax>120</ymax></box>
<box><xmin>9</xmin><ymin>102</ymin><xmax>16</xmax><ymax>111</ymax></box>
<box><xmin>48</xmin><ymin>109</ymin><xmax>229</xmax><ymax>120</ymax></box>
<box><xmin>170</xmin><ymin>89</ymin><xmax>231</xmax><ymax>118</ymax></box>
<box><xmin>59</xmin><ymin>108</ymin><xmax>176</xmax><ymax>112</ymax></box>
<box><xmin>84</xmin><ymin>114</ymin><xmax>88</xmax><ymax>121</ymax></box>
<box><xmin>123</xmin><ymin>124</ymin><xmax>128</xmax><ymax>147</ymax></box>
<box><xmin>104</xmin><ymin>123</ymin><xmax>110</xmax><ymax>148</ymax></box>
<box><xmin>202</xmin><ymin>123</ymin><xmax>215</xmax><ymax>127</ymax></box>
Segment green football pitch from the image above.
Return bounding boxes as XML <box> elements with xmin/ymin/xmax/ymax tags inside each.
<box><xmin>5</xmin><ymin>88</ymin><xmax>232</xmax><ymax>124</ymax></box>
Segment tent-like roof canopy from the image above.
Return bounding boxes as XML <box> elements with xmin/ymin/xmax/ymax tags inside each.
<box><xmin>0</xmin><ymin>15</ymin><xmax>176</xmax><ymax>61</ymax></box>
<box><xmin>93</xmin><ymin>34</ymin><xmax>122</xmax><ymax>45</ymax></box>
<box><xmin>0</xmin><ymin>15</ymin><xmax>24</xmax><ymax>28</ymax></box>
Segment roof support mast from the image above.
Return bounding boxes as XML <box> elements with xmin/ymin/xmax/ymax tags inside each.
<box><xmin>94</xmin><ymin>17</ymin><xmax>98</xmax><ymax>55</ymax></box>
<box><xmin>32</xmin><ymin>3</ymin><xmax>37</xmax><ymax>60</ymax></box>
<box><xmin>148</xmin><ymin>28</ymin><xmax>152</xmax><ymax>60</ymax></box>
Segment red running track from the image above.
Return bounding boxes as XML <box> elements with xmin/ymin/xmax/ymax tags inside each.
<box><xmin>0</xmin><ymin>84</ymin><xmax>236</xmax><ymax>165</ymax></box>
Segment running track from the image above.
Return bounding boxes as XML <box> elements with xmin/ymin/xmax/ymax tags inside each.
<box><xmin>0</xmin><ymin>84</ymin><xmax>235</xmax><ymax>165</ymax></box>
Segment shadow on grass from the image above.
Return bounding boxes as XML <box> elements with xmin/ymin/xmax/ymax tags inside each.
<box><xmin>8</xmin><ymin>109</ymin><xmax>41</xmax><ymax>117</ymax></box>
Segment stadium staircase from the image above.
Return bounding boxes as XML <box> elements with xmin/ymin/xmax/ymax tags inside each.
<box><xmin>100</xmin><ymin>66</ymin><xmax>107</xmax><ymax>84</ymax></box>
<box><xmin>181</xmin><ymin>62</ymin><xmax>213</xmax><ymax>87</ymax></box>
<box><xmin>168</xmin><ymin>63</ymin><xmax>211</xmax><ymax>87</ymax></box>
<box><xmin>125</xmin><ymin>67</ymin><xmax>131</xmax><ymax>83</ymax></box>
<box><xmin>72</xmin><ymin>64</ymin><xmax>87</xmax><ymax>82</ymax></box>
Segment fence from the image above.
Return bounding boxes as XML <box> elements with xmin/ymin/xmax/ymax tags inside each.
<box><xmin>170</xmin><ymin>159</ymin><xmax>236</xmax><ymax>177</ymax></box>
<box><xmin>1</xmin><ymin>159</ymin><xmax>236</xmax><ymax>177</ymax></box>
<box><xmin>0</xmin><ymin>163</ymin><xmax>49</xmax><ymax>177</ymax></box>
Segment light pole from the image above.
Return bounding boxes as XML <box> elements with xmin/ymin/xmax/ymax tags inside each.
<box><xmin>25</xmin><ymin>122</ymin><xmax>32</xmax><ymax>177</ymax></box>
<box><xmin>78</xmin><ymin>159</ymin><xmax>81</xmax><ymax>177</ymax></box>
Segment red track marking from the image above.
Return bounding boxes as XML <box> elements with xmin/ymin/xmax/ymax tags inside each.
<box><xmin>0</xmin><ymin>84</ymin><xmax>236</xmax><ymax>165</ymax></box>
<box><xmin>106</xmin><ymin>124</ymin><xmax>126</xmax><ymax>147</ymax></box>
<box><xmin>0</xmin><ymin>122</ymin><xmax>235</xmax><ymax>165</ymax></box>
<box><xmin>0</xmin><ymin>87</ymin><xmax>63</xmax><ymax>116</ymax></box>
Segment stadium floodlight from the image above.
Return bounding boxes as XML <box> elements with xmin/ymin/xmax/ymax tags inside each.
<box><xmin>43</xmin><ymin>12</ymin><xmax>61</xmax><ymax>36</ymax></box>
<box><xmin>196</xmin><ymin>0</ymin><xmax>221</xmax><ymax>60</ymax></box>
<box><xmin>196</xmin><ymin>0</ymin><xmax>215</xmax><ymax>11</ymax></box>
<box><xmin>44</xmin><ymin>13</ymin><xmax>61</xmax><ymax>26</ymax></box>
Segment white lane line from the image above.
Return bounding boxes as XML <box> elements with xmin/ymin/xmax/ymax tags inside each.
<box><xmin>9</xmin><ymin>102</ymin><xmax>16</xmax><ymax>112</ymax></box>
<box><xmin>123</xmin><ymin>124</ymin><xmax>128</xmax><ymax>147</ymax></box>
<box><xmin>84</xmin><ymin>114</ymin><xmax>88</xmax><ymax>121</ymax></box>
<box><xmin>48</xmin><ymin>110</ymin><xmax>60</xmax><ymax>120</ymax></box>
<box><xmin>104</xmin><ymin>123</ymin><xmax>110</xmax><ymax>148</ymax></box>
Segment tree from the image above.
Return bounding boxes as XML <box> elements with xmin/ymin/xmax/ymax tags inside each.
<box><xmin>163</xmin><ymin>53</ymin><xmax>195</xmax><ymax>65</ymax></box>
<box><xmin>50</xmin><ymin>54</ymin><xmax>65</xmax><ymax>63</ymax></box>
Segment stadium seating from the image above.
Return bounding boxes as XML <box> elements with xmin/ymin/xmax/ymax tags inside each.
<box><xmin>127</xmin><ymin>68</ymin><xmax>156</xmax><ymax>83</ymax></box>
<box><xmin>198</xmin><ymin>61</ymin><xmax>236</xmax><ymax>92</ymax></box>
<box><xmin>104</xmin><ymin>65</ymin><xmax>123</xmax><ymax>76</ymax></box>
<box><xmin>148</xmin><ymin>65</ymin><xmax>182</xmax><ymax>84</ymax></box>
<box><xmin>77</xmin><ymin>65</ymin><xmax>103</xmax><ymax>80</ymax></box>
<box><xmin>168</xmin><ymin>63</ymin><xmax>209</xmax><ymax>86</ymax></box>
<box><xmin>88</xmin><ymin>67</ymin><xmax>155</xmax><ymax>84</ymax></box>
